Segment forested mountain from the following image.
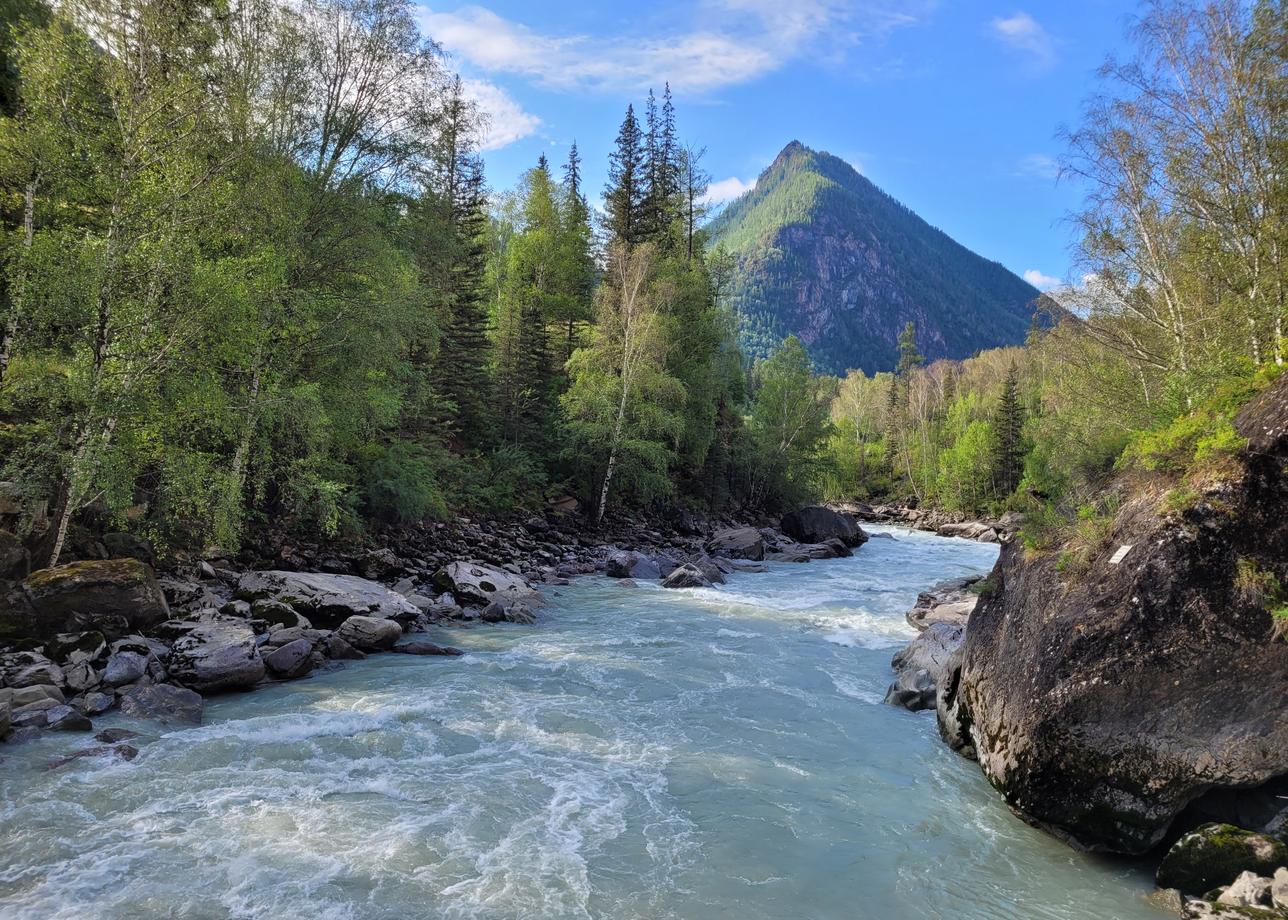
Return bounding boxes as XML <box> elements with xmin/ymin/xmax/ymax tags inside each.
<box><xmin>708</xmin><ymin>141</ymin><xmax>1041</xmax><ymax>374</ymax></box>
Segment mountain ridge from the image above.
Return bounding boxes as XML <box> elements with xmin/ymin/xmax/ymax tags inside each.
<box><xmin>708</xmin><ymin>141</ymin><xmax>1041</xmax><ymax>374</ymax></box>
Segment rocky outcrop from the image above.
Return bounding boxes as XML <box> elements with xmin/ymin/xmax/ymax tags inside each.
<box><xmin>781</xmin><ymin>506</ymin><xmax>868</xmax><ymax>548</ymax></box>
<box><xmin>8</xmin><ymin>558</ymin><xmax>169</xmax><ymax>640</ymax></box>
<box><xmin>885</xmin><ymin>577</ymin><xmax>981</xmax><ymax>712</ymax></box>
<box><xmin>936</xmin><ymin>375</ymin><xmax>1288</xmax><ymax>854</ymax></box>
<box><xmin>235</xmin><ymin>570</ymin><xmax>418</xmax><ymax>628</ymax></box>
<box><xmin>432</xmin><ymin>561</ymin><xmax>540</xmax><ymax>610</ymax></box>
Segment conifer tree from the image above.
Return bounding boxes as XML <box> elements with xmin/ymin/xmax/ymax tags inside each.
<box><xmin>605</xmin><ymin>104</ymin><xmax>645</xmax><ymax>246</ymax></box>
<box><xmin>990</xmin><ymin>362</ymin><xmax>1026</xmax><ymax>497</ymax></box>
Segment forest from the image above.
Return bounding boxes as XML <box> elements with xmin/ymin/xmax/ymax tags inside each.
<box><xmin>0</xmin><ymin>0</ymin><xmax>833</xmax><ymax>567</ymax></box>
<box><xmin>0</xmin><ymin>0</ymin><xmax>1283</xmax><ymax>569</ymax></box>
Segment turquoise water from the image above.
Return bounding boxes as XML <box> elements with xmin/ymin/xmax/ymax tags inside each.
<box><xmin>0</xmin><ymin>527</ymin><xmax>1166</xmax><ymax>919</ymax></box>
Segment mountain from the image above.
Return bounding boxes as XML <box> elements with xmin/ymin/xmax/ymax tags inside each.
<box><xmin>707</xmin><ymin>141</ymin><xmax>1042</xmax><ymax>375</ymax></box>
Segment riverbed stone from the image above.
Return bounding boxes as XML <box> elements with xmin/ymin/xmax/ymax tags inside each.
<box><xmin>706</xmin><ymin>527</ymin><xmax>766</xmax><ymax>561</ymax></box>
<box><xmin>392</xmin><ymin>639</ymin><xmax>464</xmax><ymax>656</ymax></box>
<box><xmin>1217</xmin><ymin>871</ymin><xmax>1273</xmax><ymax>908</ymax></box>
<box><xmin>661</xmin><ymin>563</ymin><xmax>718</xmax><ymax>589</ymax></box>
<box><xmin>118</xmin><ymin>683</ymin><xmax>203</xmax><ymax>724</ymax></box>
<box><xmin>47</xmin><ymin>743</ymin><xmax>138</xmax><ymax>770</ymax></box>
<box><xmin>103</xmin><ymin>651</ymin><xmax>149</xmax><ymax>687</ymax></box>
<box><xmin>781</xmin><ymin>506</ymin><xmax>868</xmax><ymax>548</ymax></box>
<box><xmin>167</xmin><ymin>618</ymin><xmax>265</xmax><ymax>693</ymax></box>
<box><xmin>0</xmin><ymin>652</ymin><xmax>64</xmax><ymax>689</ymax></box>
<box><xmin>432</xmin><ymin>561</ymin><xmax>541</xmax><ymax>610</ymax></box>
<box><xmin>77</xmin><ymin>691</ymin><xmax>115</xmax><ymax>716</ymax></box>
<box><xmin>63</xmin><ymin>660</ymin><xmax>100</xmax><ymax>693</ymax></box>
<box><xmin>605</xmin><ymin>551</ymin><xmax>662</xmax><ymax>580</ymax></box>
<box><xmin>336</xmin><ymin>615</ymin><xmax>401</xmax><ymax>651</ymax></box>
<box><xmin>325</xmin><ymin>635</ymin><xmax>365</xmax><ymax>660</ymax></box>
<box><xmin>235</xmin><ymin>570</ymin><xmax>418</xmax><ymax>628</ymax></box>
<box><xmin>45</xmin><ymin>704</ymin><xmax>92</xmax><ymax>732</ymax></box>
<box><xmin>264</xmin><ymin>638</ymin><xmax>315</xmax><ymax>680</ymax></box>
<box><xmin>12</xmin><ymin>558</ymin><xmax>169</xmax><ymax>640</ymax></box>
<box><xmin>43</xmin><ymin>631</ymin><xmax>107</xmax><ymax>666</ymax></box>
<box><xmin>1157</xmin><ymin>824</ymin><xmax>1288</xmax><ymax>895</ymax></box>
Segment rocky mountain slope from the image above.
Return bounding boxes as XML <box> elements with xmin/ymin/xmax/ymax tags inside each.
<box><xmin>708</xmin><ymin>141</ymin><xmax>1041</xmax><ymax>374</ymax></box>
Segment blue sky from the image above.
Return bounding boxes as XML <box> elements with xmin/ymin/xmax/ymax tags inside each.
<box><xmin>415</xmin><ymin>1</ymin><xmax>1139</xmax><ymax>290</ymax></box>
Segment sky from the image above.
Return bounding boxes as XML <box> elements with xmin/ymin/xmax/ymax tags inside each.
<box><xmin>414</xmin><ymin>1</ymin><xmax>1141</xmax><ymax>290</ymax></box>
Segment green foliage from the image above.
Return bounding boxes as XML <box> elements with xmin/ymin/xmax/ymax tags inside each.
<box><xmin>360</xmin><ymin>441</ymin><xmax>449</xmax><ymax>525</ymax></box>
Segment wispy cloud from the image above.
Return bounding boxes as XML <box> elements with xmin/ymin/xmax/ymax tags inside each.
<box><xmin>1016</xmin><ymin>153</ymin><xmax>1059</xmax><ymax>180</ymax></box>
<box><xmin>418</xmin><ymin>2</ymin><xmax>933</xmax><ymax>95</ymax></box>
<box><xmin>701</xmin><ymin>175</ymin><xmax>756</xmax><ymax>205</ymax></box>
<box><xmin>990</xmin><ymin>12</ymin><xmax>1056</xmax><ymax>71</ymax></box>
<box><xmin>1023</xmin><ymin>268</ymin><xmax>1061</xmax><ymax>291</ymax></box>
<box><xmin>461</xmin><ymin>79</ymin><xmax>540</xmax><ymax>150</ymax></box>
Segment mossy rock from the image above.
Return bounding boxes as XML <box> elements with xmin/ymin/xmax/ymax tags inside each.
<box><xmin>1157</xmin><ymin>823</ymin><xmax>1288</xmax><ymax>895</ymax></box>
<box><xmin>10</xmin><ymin>559</ymin><xmax>169</xmax><ymax>640</ymax></box>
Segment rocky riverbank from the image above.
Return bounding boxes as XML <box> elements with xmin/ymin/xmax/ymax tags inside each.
<box><xmin>884</xmin><ymin>373</ymin><xmax>1288</xmax><ymax>919</ymax></box>
<box><xmin>0</xmin><ymin>505</ymin><xmax>869</xmax><ymax>751</ymax></box>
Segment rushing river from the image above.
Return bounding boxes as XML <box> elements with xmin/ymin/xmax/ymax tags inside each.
<box><xmin>0</xmin><ymin>527</ymin><xmax>1166</xmax><ymax>920</ymax></box>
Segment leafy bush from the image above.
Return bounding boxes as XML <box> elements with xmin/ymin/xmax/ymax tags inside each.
<box><xmin>360</xmin><ymin>441</ymin><xmax>449</xmax><ymax>525</ymax></box>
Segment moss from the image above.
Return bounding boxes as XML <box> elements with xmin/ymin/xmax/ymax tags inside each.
<box><xmin>1156</xmin><ymin>823</ymin><xmax>1288</xmax><ymax>895</ymax></box>
<box><xmin>23</xmin><ymin>557</ymin><xmax>149</xmax><ymax>590</ymax></box>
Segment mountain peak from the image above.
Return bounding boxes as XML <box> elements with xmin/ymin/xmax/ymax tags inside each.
<box><xmin>708</xmin><ymin>141</ymin><xmax>1039</xmax><ymax>374</ymax></box>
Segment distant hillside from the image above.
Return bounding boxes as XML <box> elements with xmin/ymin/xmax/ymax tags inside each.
<box><xmin>707</xmin><ymin>141</ymin><xmax>1041</xmax><ymax>374</ymax></box>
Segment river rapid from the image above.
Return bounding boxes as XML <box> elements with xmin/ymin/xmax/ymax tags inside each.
<box><xmin>0</xmin><ymin>526</ymin><xmax>1166</xmax><ymax>920</ymax></box>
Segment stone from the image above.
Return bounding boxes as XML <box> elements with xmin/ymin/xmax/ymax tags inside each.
<box><xmin>103</xmin><ymin>651</ymin><xmax>149</xmax><ymax>687</ymax></box>
<box><xmin>1271</xmin><ymin>868</ymin><xmax>1288</xmax><ymax>910</ymax></box>
<box><xmin>661</xmin><ymin>563</ymin><xmax>718</xmax><ymax>589</ymax></box>
<box><xmin>432</xmin><ymin>561</ymin><xmax>541</xmax><ymax>610</ymax></box>
<box><xmin>264</xmin><ymin>638</ymin><xmax>314</xmax><ymax>680</ymax></box>
<box><xmin>391</xmin><ymin>639</ymin><xmax>464</xmax><ymax>656</ymax></box>
<box><xmin>1217</xmin><ymin>871</ymin><xmax>1273</xmax><ymax>908</ymax></box>
<box><xmin>325</xmin><ymin>635</ymin><xmax>365</xmax><ymax>660</ymax></box>
<box><xmin>118</xmin><ymin>683</ymin><xmax>203</xmax><ymax>725</ymax></box>
<box><xmin>262</xmin><ymin>626</ymin><xmax>327</xmax><ymax>650</ymax></box>
<box><xmin>235</xmin><ymin>570</ymin><xmax>418</xmax><ymax>628</ymax></box>
<box><xmin>45</xmin><ymin>704</ymin><xmax>92</xmax><ymax>732</ymax></box>
<box><xmin>250</xmin><ymin>599</ymin><xmax>311</xmax><ymax>630</ymax></box>
<box><xmin>780</xmin><ymin>506</ymin><xmax>869</xmax><ymax>548</ymax></box>
<box><xmin>604</xmin><ymin>551</ymin><xmax>662</xmax><ymax>580</ymax></box>
<box><xmin>480</xmin><ymin>601</ymin><xmax>506</xmax><ymax>623</ymax></box>
<box><xmin>167</xmin><ymin>618</ymin><xmax>265</xmax><ymax>693</ymax></box>
<box><xmin>13</xmin><ymin>558</ymin><xmax>169</xmax><ymax>640</ymax></box>
<box><xmin>5</xmin><ymin>684</ymin><xmax>64</xmax><ymax>706</ymax></box>
<box><xmin>883</xmin><ymin>668</ymin><xmax>936</xmax><ymax>711</ymax></box>
<box><xmin>63</xmin><ymin>661</ymin><xmax>100</xmax><ymax>693</ymax></box>
<box><xmin>77</xmin><ymin>691</ymin><xmax>115</xmax><ymax>716</ymax></box>
<box><xmin>43</xmin><ymin>631</ymin><xmax>107</xmax><ymax>666</ymax></box>
<box><xmin>94</xmin><ymin>728</ymin><xmax>140</xmax><ymax>743</ymax></box>
<box><xmin>47</xmin><ymin>744</ymin><xmax>138</xmax><ymax>770</ymax></box>
<box><xmin>1157</xmin><ymin>825</ymin><xmax>1288</xmax><ymax>895</ymax></box>
<box><xmin>0</xmin><ymin>652</ymin><xmax>64</xmax><ymax>689</ymax></box>
<box><xmin>10</xmin><ymin>699</ymin><xmax>59</xmax><ymax>728</ymax></box>
<box><xmin>336</xmin><ymin>615</ymin><xmax>401</xmax><ymax>651</ymax></box>
<box><xmin>705</xmin><ymin>527</ymin><xmax>766</xmax><ymax>561</ymax></box>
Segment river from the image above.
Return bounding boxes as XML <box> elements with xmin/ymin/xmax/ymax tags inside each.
<box><xmin>0</xmin><ymin>526</ymin><xmax>1166</xmax><ymax>919</ymax></box>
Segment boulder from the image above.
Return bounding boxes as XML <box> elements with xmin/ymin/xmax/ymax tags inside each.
<box><xmin>885</xmin><ymin>622</ymin><xmax>964</xmax><ymax>712</ymax></box>
<box><xmin>392</xmin><ymin>639</ymin><xmax>465</xmax><ymax>656</ymax></box>
<box><xmin>264</xmin><ymin>638</ymin><xmax>314</xmax><ymax>680</ymax></box>
<box><xmin>249</xmin><ymin>599</ymin><xmax>312</xmax><ymax>630</ymax></box>
<box><xmin>432</xmin><ymin>562</ymin><xmax>540</xmax><ymax>610</ymax></box>
<box><xmin>63</xmin><ymin>660</ymin><xmax>100</xmax><ymax>692</ymax></box>
<box><xmin>2</xmin><ymin>684</ymin><xmax>64</xmax><ymax>706</ymax></box>
<box><xmin>45</xmin><ymin>704</ymin><xmax>92</xmax><ymax>732</ymax></box>
<box><xmin>605</xmin><ymin>551</ymin><xmax>662</xmax><ymax>580</ymax></box>
<box><xmin>167</xmin><ymin>618</ymin><xmax>265</xmax><ymax>693</ymax></box>
<box><xmin>77</xmin><ymin>691</ymin><xmax>115</xmax><ymax>716</ymax></box>
<box><xmin>235</xmin><ymin>571</ymin><xmax>418</xmax><ymax>629</ymax></box>
<box><xmin>705</xmin><ymin>527</ymin><xmax>766</xmax><ymax>561</ymax></box>
<box><xmin>118</xmin><ymin>683</ymin><xmax>203</xmax><ymax>724</ymax></box>
<box><xmin>1217</xmin><ymin>871</ymin><xmax>1273</xmax><ymax>908</ymax></box>
<box><xmin>0</xmin><ymin>697</ymin><xmax>9</xmax><ymax>739</ymax></box>
<box><xmin>1272</xmin><ymin>868</ymin><xmax>1288</xmax><ymax>910</ymax></box>
<box><xmin>43</xmin><ymin>631</ymin><xmax>107</xmax><ymax>666</ymax></box>
<box><xmin>47</xmin><ymin>744</ymin><xmax>138</xmax><ymax>770</ymax></box>
<box><xmin>781</xmin><ymin>506</ymin><xmax>869</xmax><ymax>548</ymax></box>
<box><xmin>336</xmin><ymin>615</ymin><xmax>401</xmax><ymax>651</ymax></box>
<box><xmin>1157</xmin><ymin>824</ymin><xmax>1288</xmax><ymax>895</ymax></box>
<box><xmin>325</xmin><ymin>635</ymin><xmax>364</xmax><ymax>660</ymax></box>
<box><xmin>103</xmin><ymin>651</ymin><xmax>148</xmax><ymax>687</ymax></box>
<box><xmin>12</xmin><ymin>558</ymin><xmax>169</xmax><ymax>639</ymax></box>
<box><xmin>938</xmin><ymin>384</ymin><xmax>1288</xmax><ymax>854</ymax></box>
<box><xmin>661</xmin><ymin>563</ymin><xmax>723</xmax><ymax>589</ymax></box>
<box><xmin>0</xmin><ymin>651</ymin><xmax>64</xmax><ymax>689</ymax></box>
<box><xmin>884</xmin><ymin>668</ymin><xmax>936</xmax><ymax>711</ymax></box>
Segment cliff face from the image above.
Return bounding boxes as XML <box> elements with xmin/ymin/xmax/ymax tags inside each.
<box><xmin>707</xmin><ymin>141</ymin><xmax>1041</xmax><ymax>374</ymax></box>
<box><xmin>938</xmin><ymin>374</ymin><xmax>1288</xmax><ymax>854</ymax></box>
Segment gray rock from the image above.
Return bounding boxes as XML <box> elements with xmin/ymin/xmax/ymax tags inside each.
<box><xmin>781</xmin><ymin>506</ymin><xmax>869</xmax><ymax>548</ymax></box>
<box><xmin>336</xmin><ymin>615</ymin><xmax>401</xmax><ymax>652</ymax></box>
<box><xmin>480</xmin><ymin>601</ymin><xmax>507</xmax><ymax>623</ymax></box>
<box><xmin>95</xmin><ymin>728</ymin><xmax>140</xmax><ymax>743</ymax></box>
<box><xmin>167</xmin><ymin>618</ymin><xmax>265</xmax><ymax>693</ymax></box>
<box><xmin>44</xmin><ymin>631</ymin><xmax>107</xmax><ymax>665</ymax></box>
<box><xmin>250</xmin><ymin>598</ymin><xmax>311</xmax><ymax>630</ymax></box>
<box><xmin>262</xmin><ymin>626</ymin><xmax>327</xmax><ymax>650</ymax></box>
<box><xmin>325</xmin><ymin>635</ymin><xmax>365</xmax><ymax>660</ymax></box>
<box><xmin>63</xmin><ymin>660</ymin><xmax>100</xmax><ymax>692</ymax></box>
<box><xmin>0</xmin><ymin>652</ymin><xmax>65</xmax><ymax>689</ymax></box>
<box><xmin>78</xmin><ymin>691</ymin><xmax>115</xmax><ymax>716</ymax></box>
<box><xmin>706</xmin><ymin>527</ymin><xmax>766</xmax><ymax>561</ymax></box>
<box><xmin>0</xmin><ymin>697</ymin><xmax>9</xmax><ymax>739</ymax></box>
<box><xmin>661</xmin><ymin>563</ymin><xmax>718</xmax><ymax>589</ymax></box>
<box><xmin>1271</xmin><ymin>868</ymin><xmax>1288</xmax><ymax>910</ymax></box>
<box><xmin>1217</xmin><ymin>871</ymin><xmax>1272</xmax><ymax>907</ymax></box>
<box><xmin>103</xmin><ymin>651</ymin><xmax>149</xmax><ymax>687</ymax></box>
<box><xmin>264</xmin><ymin>638</ymin><xmax>314</xmax><ymax>679</ymax></box>
<box><xmin>884</xmin><ymin>668</ymin><xmax>936</xmax><ymax>711</ymax></box>
<box><xmin>45</xmin><ymin>704</ymin><xmax>92</xmax><ymax>732</ymax></box>
<box><xmin>47</xmin><ymin>743</ymin><xmax>137</xmax><ymax>770</ymax></box>
<box><xmin>11</xmin><ymin>698</ymin><xmax>60</xmax><ymax>728</ymax></box>
<box><xmin>605</xmin><ymin>551</ymin><xmax>662</xmax><ymax>580</ymax></box>
<box><xmin>118</xmin><ymin>683</ymin><xmax>203</xmax><ymax>724</ymax></box>
<box><xmin>432</xmin><ymin>561</ymin><xmax>540</xmax><ymax>609</ymax></box>
<box><xmin>236</xmin><ymin>570</ymin><xmax>418</xmax><ymax>628</ymax></box>
<box><xmin>4</xmin><ymin>684</ymin><xmax>65</xmax><ymax>706</ymax></box>
<box><xmin>1156</xmin><ymin>824</ymin><xmax>1288</xmax><ymax>895</ymax></box>
<box><xmin>12</xmin><ymin>558</ymin><xmax>169</xmax><ymax>640</ymax></box>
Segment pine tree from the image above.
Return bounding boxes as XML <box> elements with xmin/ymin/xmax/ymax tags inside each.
<box><xmin>895</xmin><ymin>322</ymin><xmax>924</xmax><ymax>378</ymax></box>
<box><xmin>990</xmin><ymin>363</ymin><xmax>1026</xmax><ymax>497</ymax></box>
<box><xmin>558</xmin><ymin>142</ymin><xmax>596</xmax><ymax>361</ymax></box>
<box><xmin>605</xmin><ymin>104</ymin><xmax>645</xmax><ymax>246</ymax></box>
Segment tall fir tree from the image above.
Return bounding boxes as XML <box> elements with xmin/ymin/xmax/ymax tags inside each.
<box><xmin>990</xmin><ymin>363</ymin><xmax>1026</xmax><ymax>497</ymax></box>
<box><xmin>605</xmin><ymin>104</ymin><xmax>645</xmax><ymax>247</ymax></box>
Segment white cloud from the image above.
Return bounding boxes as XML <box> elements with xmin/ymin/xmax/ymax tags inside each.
<box><xmin>701</xmin><ymin>176</ymin><xmax>757</xmax><ymax>205</ymax></box>
<box><xmin>991</xmin><ymin>12</ymin><xmax>1056</xmax><ymax>70</ymax></box>
<box><xmin>1023</xmin><ymin>268</ymin><xmax>1061</xmax><ymax>291</ymax></box>
<box><xmin>418</xmin><ymin>2</ymin><xmax>932</xmax><ymax>94</ymax></box>
<box><xmin>461</xmin><ymin>78</ymin><xmax>540</xmax><ymax>150</ymax></box>
<box><xmin>1017</xmin><ymin>153</ymin><xmax>1058</xmax><ymax>180</ymax></box>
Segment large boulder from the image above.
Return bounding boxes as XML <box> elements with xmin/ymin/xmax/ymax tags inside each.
<box><xmin>1157</xmin><ymin>824</ymin><xmax>1288</xmax><ymax>896</ymax></box>
<box><xmin>432</xmin><ymin>562</ymin><xmax>540</xmax><ymax>610</ymax></box>
<box><xmin>780</xmin><ymin>506</ymin><xmax>868</xmax><ymax>548</ymax></box>
<box><xmin>118</xmin><ymin>683</ymin><xmax>203</xmax><ymax>724</ymax></box>
<box><xmin>10</xmin><ymin>559</ymin><xmax>169</xmax><ymax>640</ymax></box>
<box><xmin>705</xmin><ymin>527</ymin><xmax>766</xmax><ymax>561</ymax></box>
<box><xmin>167</xmin><ymin>618</ymin><xmax>265</xmax><ymax>694</ymax></box>
<box><xmin>336</xmin><ymin>615</ymin><xmax>401</xmax><ymax>651</ymax></box>
<box><xmin>235</xmin><ymin>570</ymin><xmax>418</xmax><ymax>629</ymax></box>
<box><xmin>660</xmin><ymin>562</ymin><xmax>725</xmax><ymax>589</ymax></box>
<box><xmin>264</xmin><ymin>638</ymin><xmax>315</xmax><ymax>680</ymax></box>
<box><xmin>605</xmin><ymin>551</ymin><xmax>662</xmax><ymax>580</ymax></box>
<box><xmin>885</xmin><ymin>622</ymin><xmax>964</xmax><ymax>712</ymax></box>
<box><xmin>938</xmin><ymin>376</ymin><xmax>1288</xmax><ymax>854</ymax></box>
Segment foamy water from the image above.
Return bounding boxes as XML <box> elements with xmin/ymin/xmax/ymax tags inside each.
<box><xmin>0</xmin><ymin>527</ymin><xmax>1166</xmax><ymax>919</ymax></box>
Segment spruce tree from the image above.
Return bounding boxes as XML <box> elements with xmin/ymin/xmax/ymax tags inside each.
<box><xmin>605</xmin><ymin>104</ymin><xmax>645</xmax><ymax>246</ymax></box>
<box><xmin>895</xmin><ymin>322</ymin><xmax>924</xmax><ymax>378</ymax></box>
<box><xmin>990</xmin><ymin>363</ymin><xmax>1026</xmax><ymax>497</ymax></box>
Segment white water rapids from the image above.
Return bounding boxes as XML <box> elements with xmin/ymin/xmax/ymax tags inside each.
<box><xmin>0</xmin><ymin>527</ymin><xmax>1167</xmax><ymax>919</ymax></box>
